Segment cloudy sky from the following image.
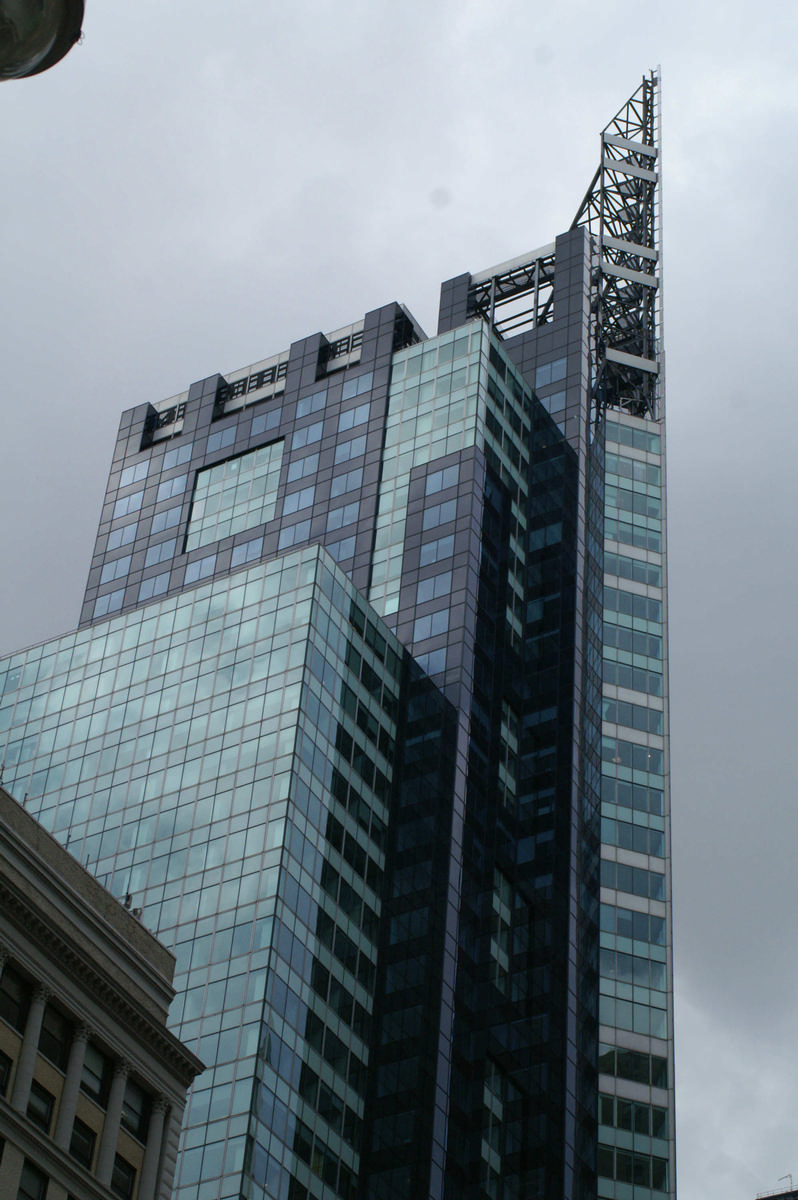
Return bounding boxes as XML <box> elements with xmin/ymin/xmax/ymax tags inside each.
<box><xmin>2</xmin><ymin>2</ymin><xmax>797</xmax><ymax>1197</ymax></box>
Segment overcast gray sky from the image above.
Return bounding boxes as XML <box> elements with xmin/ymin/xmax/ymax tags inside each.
<box><xmin>2</xmin><ymin>3</ymin><xmax>797</xmax><ymax>1197</ymax></box>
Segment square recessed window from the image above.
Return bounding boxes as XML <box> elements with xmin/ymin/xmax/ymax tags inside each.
<box><xmin>119</xmin><ymin>460</ymin><xmax>149</xmax><ymax>489</ymax></box>
<box><xmin>283</xmin><ymin>486</ymin><xmax>316</xmax><ymax>516</ymax></box>
<box><xmin>100</xmin><ymin>556</ymin><xmax>131</xmax><ymax>585</ymax></box>
<box><xmin>144</xmin><ymin>539</ymin><xmax>176</xmax><ymax>569</ymax></box>
<box><xmin>156</xmin><ymin>474</ymin><xmax>187</xmax><ymax>504</ymax></box>
<box><xmin>330</xmin><ymin>467</ymin><xmax>363</xmax><ymax>498</ymax></box>
<box><xmin>292</xmin><ymin>422</ymin><xmax>323</xmax><ymax>450</ymax></box>
<box><xmin>106</xmin><ymin>522</ymin><xmax>138</xmax><ymax>552</ymax></box>
<box><xmin>296</xmin><ymin>389</ymin><xmax>327</xmax><ymax>419</ymax></box>
<box><xmin>335</xmin><ymin>435</ymin><xmax>367</xmax><ymax>465</ymax></box>
<box><xmin>162</xmin><ymin>442</ymin><xmax>193</xmax><ymax>471</ymax></box>
<box><xmin>425</xmin><ymin>465</ymin><xmax>459</xmax><ymax>495</ymax></box>
<box><xmin>251</xmin><ymin>407</ymin><xmax>282</xmax><ymax>438</ymax></box>
<box><xmin>231</xmin><ymin>536</ymin><xmax>264</xmax><ymax>568</ymax></box>
<box><xmin>151</xmin><ymin>505</ymin><xmax>182</xmax><ymax>534</ymax></box>
<box><xmin>69</xmin><ymin>1116</ymin><xmax>97</xmax><ymax>1169</ymax></box>
<box><xmin>184</xmin><ymin>554</ymin><xmax>217</xmax><ymax>585</ymax></box>
<box><xmin>287</xmin><ymin>453</ymin><xmax>319</xmax><ymax>483</ymax></box>
<box><xmin>139</xmin><ymin>572</ymin><xmax>170</xmax><ymax>602</ymax></box>
<box><xmin>112</xmin><ymin>491</ymin><xmax>144</xmax><ymax>521</ymax></box>
<box><xmin>326</xmin><ymin>502</ymin><xmax>359</xmax><ymax>532</ymax></box>
<box><xmin>94</xmin><ymin>589</ymin><xmax>126</xmax><ymax>619</ymax></box>
<box><xmin>206</xmin><ymin>425</ymin><xmax>237</xmax><ymax>455</ymax></box>
<box><xmin>338</xmin><ymin>402</ymin><xmax>371</xmax><ymax>433</ymax></box>
<box><xmin>185</xmin><ymin>442</ymin><xmax>284</xmax><ymax>552</ymax></box>
<box><xmin>341</xmin><ymin>371</ymin><xmax>373</xmax><ymax>401</ymax></box>
<box><xmin>278</xmin><ymin>521</ymin><xmax>311</xmax><ymax>551</ymax></box>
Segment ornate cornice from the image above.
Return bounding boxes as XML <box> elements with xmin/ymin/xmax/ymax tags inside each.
<box><xmin>0</xmin><ymin>877</ymin><xmax>202</xmax><ymax>1087</ymax></box>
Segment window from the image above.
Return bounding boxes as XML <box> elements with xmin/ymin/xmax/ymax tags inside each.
<box><xmin>327</xmin><ymin>537</ymin><xmax>356</xmax><ymax>563</ymax></box>
<box><xmin>162</xmin><ymin>442</ymin><xmax>193</xmax><ymax>471</ymax></box>
<box><xmin>230</xmin><ymin>536</ymin><xmax>263</xmax><ymax>568</ymax></box>
<box><xmin>100</xmin><ymin>555</ymin><xmax>132</xmax><ymax>585</ymax></box>
<box><xmin>425</xmin><ymin>465</ymin><xmax>459</xmax><ymax>495</ymax></box>
<box><xmin>292</xmin><ymin>421</ymin><xmax>324</xmax><ymax>449</ymax></box>
<box><xmin>112</xmin><ymin>491</ymin><xmax>144</xmax><ymax>521</ymax></box>
<box><xmin>534</xmin><ymin>357</ymin><xmax>567</xmax><ymax>388</ymax></box>
<box><xmin>69</xmin><ymin>1116</ymin><xmax>97</xmax><ymax>1169</ymax></box>
<box><xmin>17</xmin><ymin>1161</ymin><xmax>48</xmax><ymax>1200</ymax></box>
<box><xmin>415</xmin><ymin>647</ymin><xmax>446</xmax><ymax>675</ymax></box>
<box><xmin>419</xmin><ymin>534</ymin><xmax>454</xmax><ymax>567</ymax></box>
<box><xmin>326</xmin><ymin>502</ymin><xmax>359</xmax><ymax>532</ymax></box>
<box><xmin>151</xmin><ymin>504</ymin><xmax>181</xmax><ymax>534</ymax></box>
<box><xmin>111</xmin><ymin>489</ymin><xmax>144</xmax><ymax>523</ymax></box>
<box><xmin>334</xmin><ymin>435</ymin><xmax>367</xmax><ymax>464</ymax></box>
<box><xmin>27</xmin><ymin>1080</ymin><xmax>55</xmax><ymax>1132</ymax></box>
<box><xmin>283</xmin><ymin>486</ymin><xmax>315</xmax><ymax>515</ymax></box>
<box><xmin>93</xmin><ymin>589</ymin><xmax>125</xmax><ymax>619</ymax></box>
<box><xmin>138</xmin><ymin>572</ymin><xmax>170</xmax><ymax>602</ymax></box>
<box><xmin>184</xmin><ymin>554</ymin><xmax>217</xmax><ymax>585</ymax></box>
<box><xmin>186</xmin><ymin>442</ymin><xmax>284</xmax><ymax>551</ymax></box>
<box><xmin>341</xmin><ymin>371</ymin><xmax>373</xmax><ymax>400</ymax></box>
<box><xmin>338</xmin><ymin>401</ymin><xmax>370</xmax><ymax>432</ymax></box>
<box><xmin>111</xmin><ymin>1155</ymin><xmax>136</xmax><ymax>1200</ymax></box>
<box><xmin>156</xmin><ymin>473</ymin><xmax>187</xmax><ymax>503</ymax></box>
<box><xmin>106</xmin><ymin>521</ymin><xmax>138</xmax><ymax>552</ymax></box>
<box><xmin>144</xmin><ymin>539</ymin><xmax>176</xmax><ymax>568</ymax></box>
<box><xmin>38</xmin><ymin>1004</ymin><xmax>72</xmax><ymax>1069</ymax></box>
<box><xmin>278</xmin><ymin>520</ymin><xmax>311</xmax><ymax>551</ymax></box>
<box><xmin>422</xmin><ymin>499</ymin><xmax>456</xmax><ymax>530</ymax></box>
<box><xmin>330</xmin><ymin>467</ymin><xmax>363</xmax><ymax>498</ymax></box>
<box><xmin>287</xmin><ymin>453</ymin><xmax>319</xmax><ymax>483</ymax></box>
<box><xmin>0</xmin><ymin>1048</ymin><xmax>12</xmax><ymax>1096</ymax></box>
<box><xmin>206</xmin><ymin>425</ymin><xmax>237</xmax><ymax>455</ymax></box>
<box><xmin>413</xmin><ymin>609</ymin><xmax>448</xmax><ymax>642</ymax></box>
<box><xmin>81</xmin><ymin>1043</ymin><xmax>111</xmax><ymax>1105</ymax></box>
<box><xmin>121</xmin><ymin>1078</ymin><xmax>150</xmax><ymax>1141</ymax></box>
<box><xmin>119</xmin><ymin>461</ymin><xmax>149</xmax><ymax>489</ymax></box>
<box><xmin>0</xmin><ymin>964</ymin><xmax>29</xmax><ymax>1031</ymax></box>
<box><xmin>251</xmin><ymin>407</ymin><xmax>282</xmax><ymax>438</ymax></box>
<box><xmin>417</xmin><ymin>571</ymin><xmax>452</xmax><ymax>605</ymax></box>
<box><xmin>296</xmin><ymin>388</ymin><xmax>327</xmax><ymax>419</ymax></box>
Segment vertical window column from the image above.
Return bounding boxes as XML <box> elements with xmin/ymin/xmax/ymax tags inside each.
<box><xmin>138</xmin><ymin>1095</ymin><xmax>169</xmax><ymax>1197</ymax></box>
<box><xmin>53</xmin><ymin>1024</ymin><xmax>90</xmax><ymax>1150</ymax></box>
<box><xmin>10</xmin><ymin>986</ymin><xmax>50</xmax><ymax>1112</ymax></box>
<box><xmin>96</xmin><ymin>1060</ymin><xmax>129</xmax><ymax>1185</ymax></box>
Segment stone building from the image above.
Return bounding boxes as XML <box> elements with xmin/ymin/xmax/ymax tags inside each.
<box><xmin>0</xmin><ymin>785</ymin><xmax>203</xmax><ymax>1199</ymax></box>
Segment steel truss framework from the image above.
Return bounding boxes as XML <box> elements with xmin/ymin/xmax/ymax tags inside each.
<box><xmin>466</xmin><ymin>71</ymin><xmax>662</xmax><ymax>421</ymax></box>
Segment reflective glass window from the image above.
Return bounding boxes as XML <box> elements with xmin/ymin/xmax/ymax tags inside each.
<box><xmin>151</xmin><ymin>505</ymin><xmax>182</xmax><ymax>534</ymax></box>
<box><xmin>144</xmin><ymin>540</ymin><xmax>176</xmax><ymax>569</ymax></box>
<box><xmin>107</xmin><ymin>522</ymin><xmax>138</xmax><ymax>552</ymax></box>
<box><xmin>119</xmin><ymin>461</ymin><xmax>149</xmax><ymax>489</ymax></box>
<box><xmin>186</xmin><ymin>443</ymin><xmax>283</xmax><ymax>551</ymax></box>
<box><xmin>156</xmin><ymin>474</ymin><xmax>187</xmax><ymax>504</ymax></box>
<box><xmin>139</xmin><ymin>572</ymin><xmax>170</xmax><ymax>601</ymax></box>
<box><xmin>100</xmin><ymin>556</ymin><xmax>131</xmax><ymax>585</ymax></box>
<box><xmin>335</xmin><ymin>435</ymin><xmax>367</xmax><ymax>465</ymax></box>
<box><xmin>207</xmin><ymin>426</ymin><xmax>237</xmax><ymax>455</ymax></box>
<box><xmin>162</xmin><ymin>443</ymin><xmax>193</xmax><ymax>471</ymax></box>
<box><xmin>113</xmin><ymin>492</ymin><xmax>144</xmax><ymax>521</ymax></box>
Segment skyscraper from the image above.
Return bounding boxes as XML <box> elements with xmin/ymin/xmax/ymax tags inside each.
<box><xmin>0</xmin><ymin>71</ymin><xmax>672</xmax><ymax>1200</ymax></box>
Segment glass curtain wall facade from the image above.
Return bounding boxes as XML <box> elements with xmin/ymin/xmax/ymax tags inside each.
<box><xmin>0</xmin><ymin>73</ymin><xmax>671</xmax><ymax>1200</ymax></box>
